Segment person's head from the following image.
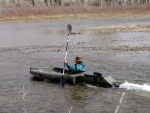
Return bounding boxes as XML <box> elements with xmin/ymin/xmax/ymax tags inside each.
<box><xmin>75</xmin><ymin>56</ymin><xmax>83</xmax><ymax>64</ymax></box>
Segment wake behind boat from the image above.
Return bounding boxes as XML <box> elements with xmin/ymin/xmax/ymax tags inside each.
<box><xmin>30</xmin><ymin>67</ymin><xmax>120</xmax><ymax>88</ymax></box>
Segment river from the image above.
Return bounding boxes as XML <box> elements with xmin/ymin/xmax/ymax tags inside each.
<box><xmin>0</xmin><ymin>17</ymin><xmax>150</xmax><ymax>113</ymax></box>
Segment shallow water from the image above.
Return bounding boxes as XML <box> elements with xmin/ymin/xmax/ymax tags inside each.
<box><xmin>0</xmin><ymin>17</ymin><xmax>150</xmax><ymax>113</ymax></box>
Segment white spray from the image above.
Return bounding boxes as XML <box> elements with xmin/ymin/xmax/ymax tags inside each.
<box><xmin>119</xmin><ymin>81</ymin><xmax>150</xmax><ymax>92</ymax></box>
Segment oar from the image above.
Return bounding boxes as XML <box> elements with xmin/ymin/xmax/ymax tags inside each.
<box><xmin>60</xmin><ymin>24</ymin><xmax>72</xmax><ymax>88</ymax></box>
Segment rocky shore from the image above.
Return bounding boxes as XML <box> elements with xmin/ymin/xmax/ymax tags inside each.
<box><xmin>84</xmin><ymin>23</ymin><xmax>150</xmax><ymax>34</ymax></box>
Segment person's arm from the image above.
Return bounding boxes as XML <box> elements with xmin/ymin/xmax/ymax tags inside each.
<box><xmin>65</xmin><ymin>62</ymin><xmax>75</xmax><ymax>71</ymax></box>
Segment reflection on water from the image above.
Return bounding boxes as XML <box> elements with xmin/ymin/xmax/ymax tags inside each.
<box><xmin>0</xmin><ymin>18</ymin><xmax>150</xmax><ymax>113</ymax></box>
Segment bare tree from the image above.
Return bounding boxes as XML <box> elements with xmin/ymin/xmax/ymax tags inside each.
<box><xmin>127</xmin><ymin>0</ymin><xmax>132</xmax><ymax>5</ymax></box>
<box><xmin>81</xmin><ymin>0</ymin><xmax>84</xmax><ymax>6</ymax></box>
<box><xmin>141</xmin><ymin>0</ymin><xmax>147</xmax><ymax>4</ymax></box>
<box><xmin>31</xmin><ymin>0</ymin><xmax>35</xmax><ymax>6</ymax></box>
<box><xmin>54</xmin><ymin>0</ymin><xmax>62</xmax><ymax>6</ymax></box>
<box><xmin>59</xmin><ymin>0</ymin><xmax>62</xmax><ymax>5</ymax></box>
<box><xmin>10</xmin><ymin>0</ymin><xmax>16</xmax><ymax>6</ymax></box>
<box><xmin>49</xmin><ymin>0</ymin><xmax>53</xmax><ymax>6</ymax></box>
<box><xmin>45</xmin><ymin>0</ymin><xmax>48</xmax><ymax>6</ymax></box>
<box><xmin>107</xmin><ymin>0</ymin><xmax>111</xmax><ymax>6</ymax></box>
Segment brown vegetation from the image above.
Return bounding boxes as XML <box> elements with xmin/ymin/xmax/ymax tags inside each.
<box><xmin>0</xmin><ymin>5</ymin><xmax>149</xmax><ymax>22</ymax></box>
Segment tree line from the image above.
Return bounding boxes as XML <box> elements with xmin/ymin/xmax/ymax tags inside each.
<box><xmin>1</xmin><ymin>0</ymin><xmax>150</xmax><ymax>7</ymax></box>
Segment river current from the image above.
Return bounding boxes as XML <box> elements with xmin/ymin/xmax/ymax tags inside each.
<box><xmin>0</xmin><ymin>17</ymin><xmax>150</xmax><ymax>113</ymax></box>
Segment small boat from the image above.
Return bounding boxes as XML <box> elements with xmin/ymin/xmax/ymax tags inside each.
<box><xmin>30</xmin><ymin>67</ymin><xmax>120</xmax><ymax>88</ymax></box>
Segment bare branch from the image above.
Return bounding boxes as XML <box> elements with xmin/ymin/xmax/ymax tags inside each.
<box><xmin>114</xmin><ymin>92</ymin><xmax>125</xmax><ymax>113</ymax></box>
<box><xmin>67</xmin><ymin>106</ymin><xmax>73</xmax><ymax>113</ymax></box>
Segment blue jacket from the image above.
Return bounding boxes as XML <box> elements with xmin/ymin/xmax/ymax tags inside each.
<box><xmin>66</xmin><ymin>62</ymin><xmax>86</xmax><ymax>72</ymax></box>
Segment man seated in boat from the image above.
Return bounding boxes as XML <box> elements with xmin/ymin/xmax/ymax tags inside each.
<box><xmin>64</xmin><ymin>56</ymin><xmax>86</xmax><ymax>73</ymax></box>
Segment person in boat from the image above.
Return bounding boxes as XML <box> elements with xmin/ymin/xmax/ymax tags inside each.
<box><xmin>64</xmin><ymin>56</ymin><xmax>86</xmax><ymax>72</ymax></box>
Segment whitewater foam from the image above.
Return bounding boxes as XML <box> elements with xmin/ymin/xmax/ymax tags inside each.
<box><xmin>119</xmin><ymin>81</ymin><xmax>150</xmax><ymax>92</ymax></box>
<box><xmin>85</xmin><ymin>84</ymin><xmax>97</xmax><ymax>88</ymax></box>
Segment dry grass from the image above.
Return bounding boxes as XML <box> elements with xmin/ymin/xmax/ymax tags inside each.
<box><xmin>0</xmin><ymin>5</ymin><xmax>150</xmax><ymax>22</ymax></box>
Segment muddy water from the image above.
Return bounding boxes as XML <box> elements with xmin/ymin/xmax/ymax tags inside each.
<box><xmin>0</xmin><ymin>17</ymin><xmax>150</xmax><ymax>113</ymax></box>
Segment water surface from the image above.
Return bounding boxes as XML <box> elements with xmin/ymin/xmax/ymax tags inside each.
<box><xmin>0</xmin><ymin>17</ymin><xmax>150</xmax><ymax>113</ymax></box>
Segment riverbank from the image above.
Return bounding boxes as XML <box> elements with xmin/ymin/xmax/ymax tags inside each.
<box><xmin>0</xmin><ymin>5</ymin><xmax>150</xmax><ymax>23</ymax></box>
<box><xmin>1</xmin><ymin>13</ymin><xmax>150</xmax><ymax>23</ymax></box>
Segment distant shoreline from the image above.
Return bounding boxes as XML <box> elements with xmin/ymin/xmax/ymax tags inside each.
<box><xmin>0</xmin><ymin>13</ymin><xmax>150</xmax><ymax>36</ymax></box>
<box><xmin>0</xmin><ymin>6</ymin><xmax>149</xmax><ymax>23</ymax></box>
<box><xmin>0</xmin><ymin>13</ymin><xmax>149</xmax><ymax>23</ymax></box>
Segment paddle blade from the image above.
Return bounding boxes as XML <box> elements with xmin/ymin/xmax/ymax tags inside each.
<box><xmin>67</xmin><ymin>24</ymin><xmax>72</xmax><ymax>34</ymax></box>
<box><xmin>60</xmin><ymin>76</ymin><xmax>65</xmax><ymax>88</ymax></box>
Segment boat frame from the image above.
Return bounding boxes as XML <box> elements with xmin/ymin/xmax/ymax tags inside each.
<box><xmin>30</xmin><ymin>67</ymin><xmax>119</xmax><ymax>87</ymax></box>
